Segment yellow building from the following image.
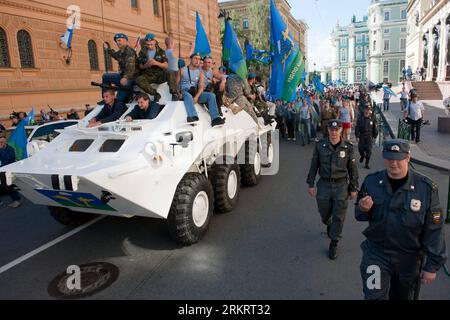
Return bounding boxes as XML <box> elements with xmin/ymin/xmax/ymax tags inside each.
<box><xmin>0</xmin><ymin>0</ymin><xmax>221</xmax><ymax>123</ymax></box>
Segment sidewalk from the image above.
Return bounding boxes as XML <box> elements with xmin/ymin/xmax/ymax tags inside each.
<box><xmin>372</xmin><ymin>91</ymin><xmax>450</xmax><ymax>171</ymax></box>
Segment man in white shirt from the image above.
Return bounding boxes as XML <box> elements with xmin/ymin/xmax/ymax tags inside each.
<box><xmin>404</xmin><ymin>94</ymin><xmax>425</xmax><ymax>143</ymax></box>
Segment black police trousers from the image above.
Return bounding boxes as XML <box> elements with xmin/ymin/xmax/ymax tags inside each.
<box><xmin>360</xmin><ymin>241</ymin><xmax>422</xmax><ymax>300</ymax></box>
<box><xmin>358</xmin><ymin>135</ymin><xmax>373</xmax><ymax>162</ymax></box>
<box><xmin>315</xmin><ymin>179</ymin><xmax>348</xmax><ymax>241</ymax></box>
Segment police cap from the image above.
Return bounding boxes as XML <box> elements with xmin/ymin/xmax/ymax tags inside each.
<box><xmin>328</xmin><ymin>119</ymin><xmax>342</xmax><ymax>129</ymax></box>
<box><xmin>382</xmin><ymin>139</ymin><xmax>410</xmax><ymax>160</ymax></box>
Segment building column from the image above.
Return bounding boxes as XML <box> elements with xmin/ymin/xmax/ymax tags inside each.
<box><xmin>437</xmin><ymin>16</ymin><xmax>446</xmax><ymax>81</ymax></box>
<box><xmin>427</xmin><ymin>28</ymin><xmax>433</xmax><ymax>81</ymax></box>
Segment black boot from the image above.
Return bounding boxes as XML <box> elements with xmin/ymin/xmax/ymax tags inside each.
<box><xmin>329</xmin><ymin>240</ymin><xmax>338</xmax><ymax>260</ymax></box>
<box><xmin>326</xmin><ymin>225</ymin><xmax>331</xmax><ymax>239</ymax></box>
<box><xmin>365</xmin><ymin>158</ymin><xmax>370</xmax><ymax>169</ymax></box>
<box><xmin>359</xmin><ymin>155</ymin><xmax>364</xmax><ymax>163</ymax></box>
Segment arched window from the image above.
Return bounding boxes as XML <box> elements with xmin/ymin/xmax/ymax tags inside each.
<box><xmin>103</xmin><ymin>42</ymin><xmax>113</xmax><ymax>72</ymax></box>
<box><xmin>340</xmin><ymin>48</ymin><xmax>347</xmax><ymax>63</ymax></box>
<box><xmin>88</xmin><ymin>40</ymin><xmax>99</xmax><ymax>71</ymax></box>
<box><xmin>356</xmin><ymin>67</ymin><xmax>362</xmax><ymax>81</ymax></box>
<box><xmin>356</xmin><ymin>46</ymin><xmax>363</xmax><ymax>60</ymax></box>
<box><xmin>17</xmin><ymin>30</ymin><xmax>34</xmax><ymax>68</ymax></box>
<box><xmin>0</xmin><ymin>28</ymin><xmax>10</xmax><ymax>68</ymax></box>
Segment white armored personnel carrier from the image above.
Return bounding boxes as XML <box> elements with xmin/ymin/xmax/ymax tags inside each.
<box><xmin>0</xmin><ymin>84</ymin><xmax>277</xmax><ymax>245</ymax></box>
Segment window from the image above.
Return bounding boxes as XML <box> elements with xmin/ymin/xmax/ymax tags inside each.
<box><xmin>0</xmin><ymin>27</ymin><xmax>10</xmax><ymax>68</ymax></box>
<box><xmin>383</xmin><ymin>61</ymin><xmax>389</xmax><ymax>76</ymax></box>
<box><xmin>356</xmin><ymin>34</ymin><xmax>362</xmax><ymax>43</ymax></box>
<box><xmin>401</xmin><ymin>9</ymin><xmax>407</xmax><ymax>20</ymax></box>
<box><xmin>131</xmin><ymin>0</ymin><xmax>138</xmax><ymax>9</ymax></box>
<box><xmin>401</xmin><ymin>27</ymin><xmax>407</xmax><ymax>33</ymax></box>
<box><xmin>340</xmin><ymin>37</ymin><xmax>346</xmax><ymax>46</ymax></box>
<box><xmin>17</xmin><ymin>30</ymin><xmax>34</xmax><ymax>68</ymax></box>
<box><xmin>384</xmin><ymin>11</ymin><xmax>390</xmax><ymax>21</ymax></box>
<box><xmin>340</xmin><ymin>48</ymin><xmax>347</xmax><ymax>63</ymax></box>
<box><xmin>88</xmin><ymin>40</ymin><xmax>99</xmax><ymax>71</ymax></box>
<box><xmin>104</xmin><ymin>42</ymin><xmax>113</xmax><ymax>71</ymax></box>
<box><xmin>243</xmin><ymin>19</ymin><xmax>249</xmax><ymax>30</ymax></box>
<box><xmin>384</xmin><ymin>28</ymin><xmax>390</xmax><ymax>34</ymax></box>
<box><xmin>400</xmin><ymin>38</ymin><xmax>406</xmax><ymax>50</ymax></box>
<box><xmin>356</xmin><ymin>67</ymin><xmax>362</xmax><ymax>81</ymax></box>
<box><xmin>400</xmin><ymin>59</ymin><xmax>405</xmax><ymax>72</ymax></box>
<box><xmin>383</xmin><ymin>39</ymin><xmax>390</xmax><ymax>52</ymax></box>
<box><xmin>373</xmin><ymin>15</ymin><xmax>376</xmax><ymax>23</ymax></box>
<box><xmin>373</xmin><ymin>40</ymin><xmax>377</xmax><ymax>52</ymax></box>
<box><xmin>153</xmin><ymin>0</ymin><xmax>159</xmax><ymax>16</ymax></box>
<box><xmin>69</xmin><ymin>139</ymin><xmax>94</xmax><ymax>152</ymax></box>
<box><xmin>99</xmin><ymin>139</ymin><xmax>125</xmax><ymax>153</ymax></box>
<box><xmin>341</xmin><ymin>69</ymin><xmax>347</xmax><ymax>81</ymax></box>
<box><xmin>356</xmin><ymin>46</ymin><xmax>363</xmax><ymax>60</ymax></box>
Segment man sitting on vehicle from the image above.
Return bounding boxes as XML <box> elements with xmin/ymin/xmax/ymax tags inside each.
<box><xmin>87</xmin><ymin>89</ymin><xmax>127</xmax><ymax>128</ymax></box>
<box><xmin>101</xmin><ymin>33</ymin><xmax>138</xmax><ymax>103</ymax></box>
<box><xmin>135</xmin><ymin>33</ymin><xmax>168</xmax><ymax>103</ymax></box>
<box><xmin>125</xmin><ymin>93</ymin><xmax>161</xmax><ymax>121</ymax></box>
<box><xmin>66</xmin><ymin>108</ymin><xmax>80</xmax><ymax>120</ymax></box>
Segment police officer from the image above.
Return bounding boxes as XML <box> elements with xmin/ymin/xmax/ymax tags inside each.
<box><xmin>356</xmin><ymin>139</ymin><xmax>447</xmax><ymax>300</ymax></box>
<box><xmin>355</xmin><ymin>107</ymin><xmax>378</xmax><ymax>169</ymax></box>
<box><xmin>135</xmin><ymin>33</ymin><xmax>168</xmax><ymax>102</ymax></box>
<box><xmin>102</xmin><ymin>33</ymin><xmax>138</xmax><ymax>103</ymax></box>
<box><xmin>307</xmin><ymin>119</ymin><xmax>359</xmax><ymax>259</ymax></box>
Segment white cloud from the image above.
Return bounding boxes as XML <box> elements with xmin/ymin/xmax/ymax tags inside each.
<box><xmin>307</xmin><ymin>34</ymin><xmax>332</xmax><ymax>71</ymax></box>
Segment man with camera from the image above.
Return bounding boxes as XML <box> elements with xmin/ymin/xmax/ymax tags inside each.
<box><xmin>178</xmin><ymin>53</ymin><xmax>224</xmax><ymax>127</ymax></box>
<box><xmin>201</xmin><ymin>55</ymin><xmax>226</xmax><ymax>114</ymax></box>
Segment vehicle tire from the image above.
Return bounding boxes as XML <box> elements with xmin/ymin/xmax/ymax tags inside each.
<box><xmin>240</xmin><ymin>138</ymin><xmax>262</xmax><ymax>187</ymax></box>
<box><xmin>260</xmin><ymin>131</ymin><xmax>273</xmax><ymax>168</ymax></box>
<box><xmin>48</xmin><ymin>206</ymin><xmax>97</xmax><ymax>227</ymax></box>
<box><xmin>167</xmin><ymin>173</ymin><xmax>214</xmax><ymax>245</ymax></box>
<box><xmin>210</xmin><ymin>161</ymin><xmax>240</xmax><ymax>213</ymax></box>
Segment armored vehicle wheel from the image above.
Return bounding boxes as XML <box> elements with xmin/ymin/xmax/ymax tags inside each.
<box><xmin>167</xmin><ymin>173</ymin><xmax>214</xmax><ymax>245</ymax></box>
<box><xmin>210</xmin><ymin>161</ymin><xmax>241</xmax><ymax>213</ymax></box>
<box><xmin>240</xmin><ymin>138</ymin><xmax>262</xmax><ymax>187</ymax></box>
<box><xmin>48</xmin><ymin>206</ymin><xmax>97</xmax><ymax>227</ymax></box>
<box><xmin>260</xmin><ymin>131</ymin><xmax>273</xmax><ymax>168</ymax></box>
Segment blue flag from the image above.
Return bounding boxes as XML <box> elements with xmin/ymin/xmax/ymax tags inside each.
<box><xmin>245</xmin><ymin>42</ymin><xmax>255</xmax><ymax>63</ymax></box>
<box><xmin>313</xmin><ymin>75</ymin><xmax>325</xmax><ymax>94</ymax></box>
<box><xmin>383</xmin><ymin>86</ymin><xmax>398</xmax><ymax>97</ymax></box>
<box><xmin>60</xmin><ymin>21</ymin><xmax>75</xmax><ymax>49</ymax></box>
<box><xmin>8</xmin><ymin>107</ymin><xmax>34</xmax><ymax>160</ymax></box>
<box><xmin>194</xmin><ymin>12</ymin><xmax>211</xmax><ymax>57</ymax></box>
<box><xmin>223</xmin><ymin>19</ymin><xmax>247</xmax><ymax>80</ymax></box>
<box><xmin>270</xmin><ymin>0</ymin><xmax>304</xmax><ymax>101</ymax></box>
<box><xmin>246</xmin><ymin>41</ymin><xmax>272</xmax><ymax>65</ymax></box>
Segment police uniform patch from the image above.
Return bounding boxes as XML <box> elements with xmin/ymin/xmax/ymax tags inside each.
<box><xmin>339</xmin><ymin>151</ymin><xmax>346</xmax><ymax>158</ymax></box>
<box><xmin>391</xmin><ymin>145</ymin><xmax>401</xmax><ymax>152</ymax></box>
<box><xmin>431</xmin><ymin>208</ymin><xmax>443</xmax><ymax>224</ymax></box>
<box><xmin>410</xmin><ymin>199</ymin><xmax>421</xmax><ymax>212</ymax></box>
<box><xmin>370</xmin><ymin>121</ymin><xmax>373</xmax><ymax>125</ymax></box>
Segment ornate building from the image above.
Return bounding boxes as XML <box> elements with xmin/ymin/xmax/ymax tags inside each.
<box><xmin>330</xmin><ymin>15</ymin><xmax>370</xmax><ymax>84</ymax></box>
<box><xmin>218</xmin><ymin>0</ymin><xmax>308</xmax><ymax>71</ymax></box>
<box><xmin>0</xmin><ymin>0</ymin><xmax>221</xmax><ymax>122</ymax></box>
<box><xmin>406</xmin><ymin>0</ymin><xmax>450</xmax><ymax>96</ymax></box>
<box><xmin>367</xmin><ymin>0</ymin><xmax>408</xmax><ymax>84</ymax></box>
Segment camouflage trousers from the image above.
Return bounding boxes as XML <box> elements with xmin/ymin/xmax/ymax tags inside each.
<box><xmin>135</xmin><ymin>71</ymin><xmax>178</xmax><ymax>97</ymax></box>
<box><xmin>223</xmin><ymin>94</ymin><xmax>259</xmax><ymax>124</ymax></box>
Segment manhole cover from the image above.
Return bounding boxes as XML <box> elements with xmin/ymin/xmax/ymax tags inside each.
<box><xmin>48</xmin><ymin>262</ymin><xmax>119</xmax><ymax>299</ymax></box>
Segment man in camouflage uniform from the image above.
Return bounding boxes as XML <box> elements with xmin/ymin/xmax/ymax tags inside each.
<box><xmin>222</xmin><ymin>72</ymin><xmax>259</xmax><ymax>125</ymax></box>
<box><xmin>135</xmin><ymin>33</ymin><xmax>169</xmax><ymax>102</ymax></box>
<box><xmin>102</xmin><ymin>33</ymin><xmax>138</xmax><ymax>103</ymax></box>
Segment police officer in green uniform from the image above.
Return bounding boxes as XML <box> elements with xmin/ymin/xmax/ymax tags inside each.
<box><xmin>102</xmin><ymin>33</ymin><xmax>138</xmax><ymax>103</ymax></box>
<box><xmin>307</xmin><ymin>119</ymin><xmax>359</xmax><ymax>259</ymax></box>
<box><xmin>135</xmin><ymin>33</ymin><xmax>169</xmax><ymax>102</ymax></box>
<box><xmin>356</xmin><ymin>139</ymin><xmax>447</xmax><ymax>300</ymax></box>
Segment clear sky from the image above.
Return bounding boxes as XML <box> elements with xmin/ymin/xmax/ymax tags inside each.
<box><xmin>290</xmin><ymin>0</ymin><xmax>371</xmax><ymax>71</ymax></box>
<box><xmin>219</xmin><ymin>0</ymin><xmax>371</xmax><ymax>71</ymax></box>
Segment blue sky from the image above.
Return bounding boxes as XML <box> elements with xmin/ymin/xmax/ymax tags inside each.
<box><xmin>219</xmin><ymin>0</ymin><xmax>371</xmax><ymax>70</ymax></box>
<box><xmin>290</xmin><ymin>0</ymin><xmax>370</xmax><ymax>70</ymax></box>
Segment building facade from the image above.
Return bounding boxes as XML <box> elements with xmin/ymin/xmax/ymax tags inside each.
<box><xmin>0</xmin><ymin>0</ymin><xmax>221</xmax><ymax>121</ymax></box>
<box><xmin>330</xmin><ymin>15</ymin><xmax>370</xmax><ymax>84</ymax></box>
<box><xmin>218</xmin><ymin>0</ymin><xmax>308</xmax><ymax>71</ymax></box>
<box><xmin>406</xmin><ymin>0</ymin><xmax>450</xmax><ymax>95</ymax></box>
<box><xmin>367</xmin><ymin>0</ymin><xmax>408</xmax><ymax>84</ymax></box>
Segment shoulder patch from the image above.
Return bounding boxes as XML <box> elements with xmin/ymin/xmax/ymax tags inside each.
<box><xmin>431</xmin><ymin>208</ymin><xmax>443</xmax><ymax>224</ymax></box>
<box><xmin>421</xmin><ymin>176</ymin><xmax>437</xmax><ymax>190</ymax></box>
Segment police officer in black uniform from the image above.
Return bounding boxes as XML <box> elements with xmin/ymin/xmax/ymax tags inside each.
<box><xmin>356</xmin><ymin>139</ymin><xmax>447</xmax><ymax>300</ymax></box>
<box><xmin>307</xmin><ymin>119</ymin><xmax>359</xmax><ymax>259</ymax></box>
<box><xmin>355</xmin><ymin>107</ymin><xmax>378</xmax><ymax>169</ymax></box>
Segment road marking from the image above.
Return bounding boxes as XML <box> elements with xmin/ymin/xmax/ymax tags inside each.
<box><xmin>0</xmin><ymin>216</ymin><xmax>105</xmax><ymax>275</ymax></box>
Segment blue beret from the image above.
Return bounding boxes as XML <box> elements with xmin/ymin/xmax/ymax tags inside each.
<box><xmin>144</xmin><ymin>33</ymin><xmax>155</xmax><ymax>41</ymax></box>
<box><xmin>248</xmin><ymin>72</ymin><xmax>256</xmax><ymax>79</ymax></box>
<box><xmin>178</xmin><ymin>59</ymin><xmax>186</xmax><ymax>68</ymax></box>
<box><xmin>114</xmin><ymin>33</ymin><xmax>128</xmax><ymax>41</ymax></box>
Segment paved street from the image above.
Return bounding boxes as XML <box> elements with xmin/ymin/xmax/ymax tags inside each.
<box><xmin>0</xmin><ymin>138</ymin><xmax>449</xmax><ymax>300</ymax></box>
